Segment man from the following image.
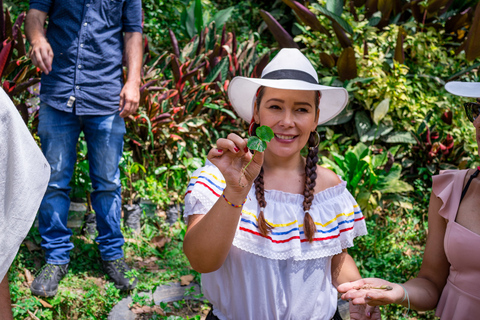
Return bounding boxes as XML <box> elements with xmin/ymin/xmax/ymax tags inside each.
<box><xmin>0</xmin><ymin>88</ymin><xmax>51</xmax><ymax>319</ymax></box>
<box><xmin>25</xmin><ymin>0</ymin><xmax>143</xmax><ymax>297</ymax></box>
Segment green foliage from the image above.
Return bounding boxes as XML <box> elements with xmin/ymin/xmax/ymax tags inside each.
<box><xmin>322</xmin><ymin>142</ymin><xmax>413</xmax><ymax>215</ymax></box>
<box><xmin>247</xmin><ymin>125</ymin><xmax>274</xmax><ymax>152</ymax></box>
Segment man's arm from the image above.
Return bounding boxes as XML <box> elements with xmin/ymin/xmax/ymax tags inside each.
<box><xmin>0</xmin><ymin>274</ymin><xmax>13</xmax><ymax>320</ymax></box>
<box><xmin>119</xmin><ymin>32</ymin><xmax>143</xmax><ymax>118</ymax></box>
<box><xmin>25</xmin><ymin>9</ymin><xmax>53</xmax><ymax>75</ymax></box>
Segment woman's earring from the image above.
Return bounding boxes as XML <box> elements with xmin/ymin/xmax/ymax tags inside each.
<box><xmin>309</xmin><ymin>131</ymin><xmax>320</xmax><ymax>150</ymax></box>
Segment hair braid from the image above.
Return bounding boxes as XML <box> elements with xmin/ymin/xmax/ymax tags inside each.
<box><xmin>254</xmin><ymin>167</ymin><xmax>272</xmax><ymax>236</ymax></box>
<box><xmin>302</xmin><ymin>131</ymin><xmax>319</xmax><ymax>242</ymax></box>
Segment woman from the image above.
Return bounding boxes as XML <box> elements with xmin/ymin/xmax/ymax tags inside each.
<box><xmin>183</xmin><ymin>49</ymin><xmax>379</xmax><ymax>320</ymax></box>
<box><xmin>338</xmin><ymin>81</ymin><xmax>480</xmax><ymax>319</ymax></box>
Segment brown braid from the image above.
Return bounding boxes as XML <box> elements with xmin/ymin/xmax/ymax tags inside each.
<box><xmin>252</xmin><ymin>86</ymin><xmax>321</xmax><ymax>239</ymax></box>
<box><xmin>254</xmin><ymin>167</ymin><xmax>272</xmax><ymax>236</ymax></box>
<box><xmin>302</xmin><ymin>132</ymin><xmax>319</xmax><ymax>242</ymax></box>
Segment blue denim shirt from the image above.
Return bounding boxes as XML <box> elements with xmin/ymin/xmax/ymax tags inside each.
<box><xmin>30</xmin><ymin>0</ymin><xmax>142</xmax><ymax>115</ymax></box>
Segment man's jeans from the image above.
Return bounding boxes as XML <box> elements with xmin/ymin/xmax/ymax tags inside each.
<box><xmin>38</xmin><ymin>104</ymin><xmax>126</xmax><ymax>264</ymax></box>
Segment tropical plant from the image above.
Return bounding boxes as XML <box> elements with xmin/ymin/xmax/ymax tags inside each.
<box><xmin>0</xmin><ymin>1</ymin><xmax>41</xmax><ymax>124</ymax></box>
<box><xmin>322</xmin><ymin>142</ymin><xmax>413</xmax><ymax>215</ymax></box>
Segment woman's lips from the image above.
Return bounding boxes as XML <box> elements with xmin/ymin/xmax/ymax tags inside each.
<box><xmin>274</xmin><ymin>134</ymin><xmax>298</xmax><ymax>143</ymax></box>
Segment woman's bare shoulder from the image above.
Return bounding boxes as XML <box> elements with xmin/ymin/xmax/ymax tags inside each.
<box><xmin>315</xmin><ymin>165</ymin><xmax>342</xmax><ymax>192</ymax></box>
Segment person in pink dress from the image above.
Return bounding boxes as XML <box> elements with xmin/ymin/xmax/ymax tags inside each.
<box><xmin>338</xmin><ymin>80</ymin><xmax>480</xmax><ymax>320</ymax></box>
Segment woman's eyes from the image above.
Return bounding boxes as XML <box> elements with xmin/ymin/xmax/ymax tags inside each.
<box><xmin>268</xmin><ymin>104</ymin><xmax>281</xmax><ymax>109</ymax></box>
<box><xmin>267</xmin><ymin>105</ymin><xmax>309</xmax><ymax>112</ymax></box>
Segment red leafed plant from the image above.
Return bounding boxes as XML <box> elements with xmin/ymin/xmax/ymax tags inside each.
<box><xmin>124</xmin><ymin>22</ymin><xmax>272</xmax><ymax>172</ymax></box>
<box><xmin>0</xmin><ymin>1</ymin><xmax>41</xmax><ymax>124</ymax></box>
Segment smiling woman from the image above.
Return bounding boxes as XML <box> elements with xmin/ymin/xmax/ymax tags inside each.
<box><xmin>182</xmin><ymin>48</ymin><xmax>379</xmax><ymax>320</ymax></box>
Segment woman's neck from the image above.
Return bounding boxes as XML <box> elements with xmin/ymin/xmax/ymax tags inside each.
<box><xmin>263</xmin><ymin>152</ymin><xmax>305</xmax><ymax>174</ymax></box>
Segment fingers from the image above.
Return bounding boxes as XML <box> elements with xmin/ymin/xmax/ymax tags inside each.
<box><xmin>119</xmin><ymin>86</ymin><xmax>140</xmax><ymax>118</ymax></box>
<box><xmin>338</xmin><ymin>279</ymin><xmax>367</xmax><ymax>293</ymax></box>
<box><xmin>30</xmin><ymin>43</ymin><xmax>53</xmax><ymax>74</ymax></box>
<box><xmin>215</xmin><ymin>134</ymin><xmax>248</xmax><ymax>155</ymax></box>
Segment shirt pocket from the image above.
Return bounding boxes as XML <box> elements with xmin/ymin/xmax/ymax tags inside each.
<box><xmin>103</xmin><ymin>0</ymin><xmax>125</xmax><ymax>28</ymax></box>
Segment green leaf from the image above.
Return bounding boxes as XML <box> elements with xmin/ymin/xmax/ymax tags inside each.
<box><xmin>384</xmin><ymin>132</ymin><xmax>417</xmax><ymax>144</ymax></box>
<box><xmin>194</xmin><ymin>0</ymin><xmax>203</xmax><ymax>35</ymax></box>
<box><xmin>326</xmin><ymin>0</ymin><xmax>344</xmax><ymax>16</ymax></box>
<box><xmin>311</xmin><ymin>3</ymin><xmax>353</xmax><ymax>34</ymax></box>
<box><xmin>355</xmin><ymin>111</ymin><xmax>371</xmax><ymax>140</ymax></box>
<box><xmin>247</xmin><ymin>136</ymin><xmax>267</xmax><ymax>152</ymax></box>
<box><xmin>256</xmin><ymin>125</ymin><xmax>274</xmax><ymax>142</ymax></box>
<box><xmin>373</xmin><ymin>98</ymin><xmax>390</xmax><ymax>125</ymax></box>
<box><xmin>205</xmin><ymin>57</ymin><xmax>229</xmax><ymax>83</ymax></box>
<box><xmin>185</xmin><ymin>2</ymin><xmax>196</xmax><ymax>38</ymax></box>
<box><xmin>321</xmin><ymin>156</ymin><xmax>345</xmax><ymax>178</ymax></box>
<box><xmin>211</xmin><ymin>7</ymin><xmax>234</xmax><ymax>28</ymax></box>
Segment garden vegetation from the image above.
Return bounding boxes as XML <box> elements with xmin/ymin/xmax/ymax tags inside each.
<box><xmin>2</xmin><ymin>0</ymin><xmax>479</xmax><ymax>319</ymax></box>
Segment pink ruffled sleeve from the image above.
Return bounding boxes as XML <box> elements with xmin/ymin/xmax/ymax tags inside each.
<box><xmin>431</xmin><ymin>170</ymin><xmax>469</xmax><ymax>220</ymax></box>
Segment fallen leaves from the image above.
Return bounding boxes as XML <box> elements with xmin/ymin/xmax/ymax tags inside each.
<box><xmin>150</xmin><ymin>235</ymin><xmax>171</xmax><ymax>251</ymax></box>
<box><xmin>180</xmin><ymin>274</ymin><xmax>194</xmax><ymax>286</ymax></box>
<box><xmin>36</xmin><ymin>297</ymin><xmax>53</xmax><ymax>308</ymax></box>
<box><xmin>24</xmin><ymin>269</ymin><xmax>34</xmax><ymax>286</ymax></box>
<box><xmin>23</xmin><ymin>240</ymin><xmax>41</xmax><ymax>252</ymax></box>
<box><xmin>130</xmin><ymin>303</ymin><xmax>165</xmax><ymax>315</ymax></box>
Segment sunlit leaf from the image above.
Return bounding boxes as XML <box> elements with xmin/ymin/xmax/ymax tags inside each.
<box><xmin>355</xmin><ymin>111</ymin><xmax>371</xmax><ymax>140</ymax></box>
<box><xmin>373</xmin><ymin>98</ymin><xmax>390</xmax><ymax>125</ymax></box>
<box><xmin>384</xmin><ymin>132</ymin><xmax>417</xmax><ymax>144</ymax></box>
<box><xmin>211</xmin><ymin>7</ymin><xmax>234</xmax><ymax>28</ymax></box>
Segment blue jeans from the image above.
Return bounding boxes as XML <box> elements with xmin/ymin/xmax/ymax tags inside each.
<box><xmin>37</xmin><ymin>104</ymin><xmax>126</xmax><ymax>264</ymax></box>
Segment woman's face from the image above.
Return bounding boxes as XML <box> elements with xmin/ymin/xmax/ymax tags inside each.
<box><xmin>253</xmin><ymin>87</ymin><xmax>319</xmax><ymax>159</ymax></box>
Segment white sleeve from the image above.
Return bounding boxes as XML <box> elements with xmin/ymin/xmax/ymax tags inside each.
<box><xmin>0</xmin><ymin>88</ymin><xmax>50</xmax><ymax>281</ymax></box>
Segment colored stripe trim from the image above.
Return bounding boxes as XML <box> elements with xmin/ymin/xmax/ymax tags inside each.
<box><xmin>239</xmin><ymin>224</ymin><xmax>357</xmax><ymax>244</ymax></box>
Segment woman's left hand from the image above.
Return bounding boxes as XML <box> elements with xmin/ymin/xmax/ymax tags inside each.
<box><xmin>349</xmin><ymin>302</ymin><xmax>381</xmax><ymax>320</ymax></box>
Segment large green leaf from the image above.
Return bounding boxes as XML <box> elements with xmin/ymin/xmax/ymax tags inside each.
<box><xmin>311</xmin><ymin>3</ymin><xmax>353</xmax><ymax>34</ymax></box>
<box><xmin>373</xmin><ymin>98</ymin><xmax>390</xmax><ymax>125</ymax></box>
<box><xmin>355</xmin><ymin>111</ymin><xmax>372</xmax><ymax>139</ymax></box>
<box><xmin>384</xmin><ymin>132</ymin><xmax>417</xmax><ymax>144</ymax></box>
<box><xmin>379</xmin><ymin>179</ymin><xmax>413</xmax><ymax>193</ymax></box>
<box><xmin>211</xmin><ymin>7</ymin><xmax>234</xmax><ymax>28</ymax></box>
<box><xmin>326</xmin><ymin>0</ymin><xmax>344</xmax><ymax>16</ymax></box>
<box><xmin>194</xmin><ymin>0</ymin><xmax>203</xmax><ymax>35</ymax></box>
<box><xmin>321</xmin><ymin>156</ymin><xmax>345</xmax><ymax>178</ymax></box>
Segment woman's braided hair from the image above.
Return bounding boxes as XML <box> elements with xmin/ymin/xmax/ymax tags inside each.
<box><xmin>252</xmin><ymin>86</ymin><xmax>320</xmax><ymax>242</ymax></box>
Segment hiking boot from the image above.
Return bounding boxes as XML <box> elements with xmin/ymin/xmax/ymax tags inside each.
<box><xmin>102</xmin><ymin>258</ymin><xmax>137</xmax><ymax>291</ymax></box>
<box><xmin>30</xmin><ymin>263</ymin><xmax>69</xmax><ymax>297</ymax></box>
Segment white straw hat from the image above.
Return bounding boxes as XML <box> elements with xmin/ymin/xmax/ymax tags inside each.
<box><xmin>445</xmin><ymin>81</ymin><xmax>480</xmax><ymax>98</ymax></box>
<box><xmin>228</xmin><ymin>48</ymin><xmax>349</xmax><ymax>125</ymax></box>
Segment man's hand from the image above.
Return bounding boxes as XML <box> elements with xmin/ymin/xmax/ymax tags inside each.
<box><xmin>119</xmin><ymin>81</ymin><xmax>140</xmax><ymax>118</ymax></box>
<box><xmin>29</xmin><ymin>37</ymin><xmax>53</xmax><ymax>75</ymax></box>
<box><xmin>25</xmin><ymin>9</ymin><xmax>53</xmax><ymax>75</ymax></box>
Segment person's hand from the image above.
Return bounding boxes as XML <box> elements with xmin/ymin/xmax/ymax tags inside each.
<box><xmin>29</xmin><ymin>37</ymin><xmax>53</xmax><ymax>75</ymax></box>
<box><xmin>338</xmin><ymin>278</ymin><xmax>405</xmax><ymax>307</ymax></box>
<box><xmin>119</xmin><ymin>81</ymin><xmax>140</xmax><ymax>118</ymax></box>
<box><xmin>349</xmin><ymin>302</ymin><xmax>381</xmax><ymax>320</ymax></box>
<box><xmin>208</xmin><ymin>133</ymin><xmax>264</xmax><ymax>192</ymax></box>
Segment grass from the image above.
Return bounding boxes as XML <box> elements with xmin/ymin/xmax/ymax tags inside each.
<box><xmin>9</xmin><ymin>195</ymin><xmax>437</xmax><ymax>319</ymax></box>
<box><xmin>9</xmin><ymin>214</ymin><xmax>204</xmax><ymax>319</ymax></box>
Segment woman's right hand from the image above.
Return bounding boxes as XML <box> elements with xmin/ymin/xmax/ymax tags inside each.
<box><xmin>338</xmin><ymin>278</ymin><xmax>406</xmax><ymax>307</ymax></box>
<box><xmin>207</xmin><ymin>133</ymin><xmax>264</xmax><ymax>193</ymax></box>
